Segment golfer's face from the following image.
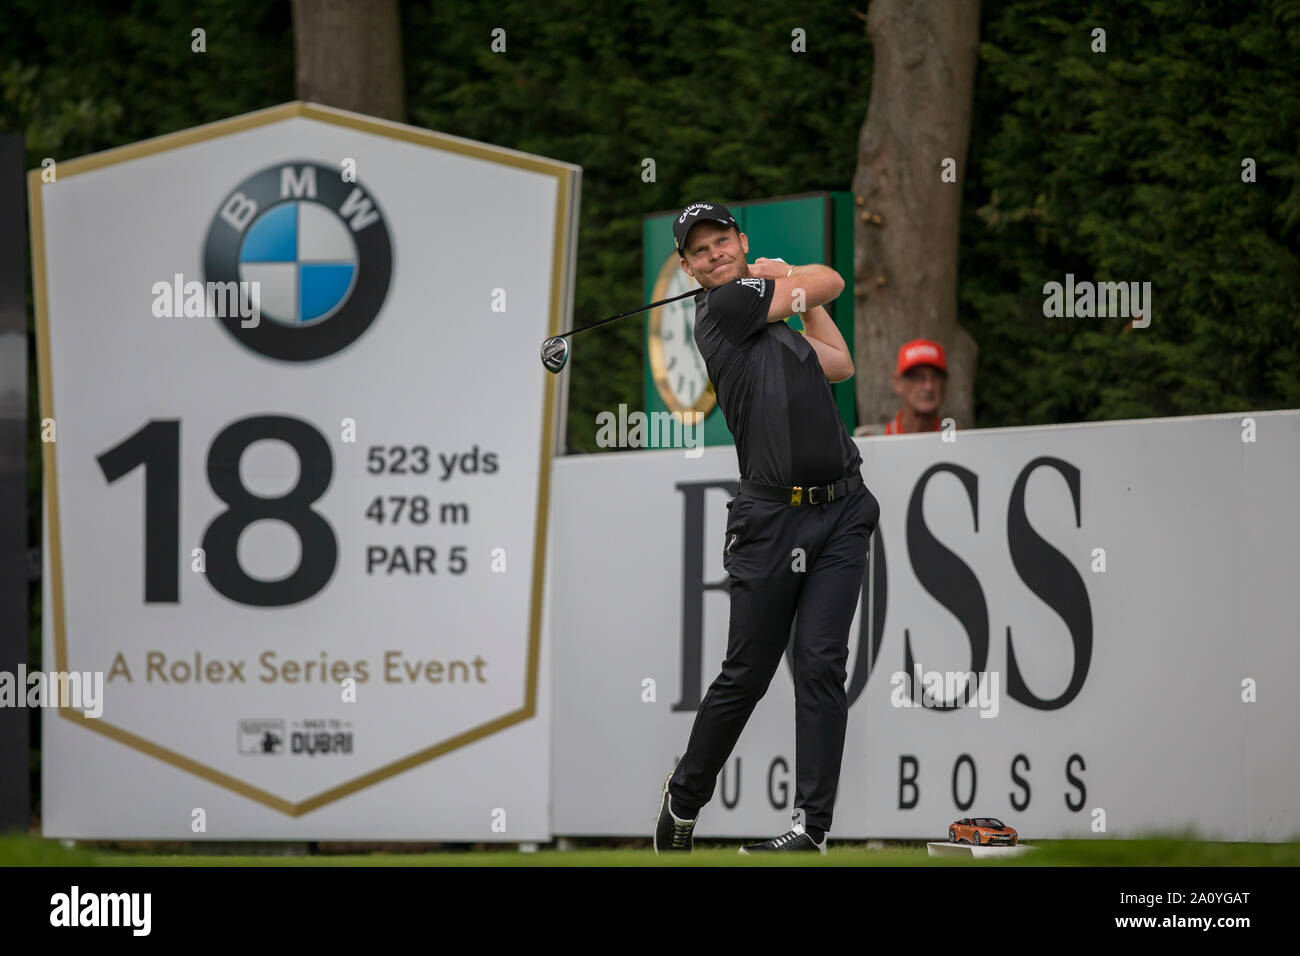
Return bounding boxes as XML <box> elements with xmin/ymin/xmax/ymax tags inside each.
<box><xmin>682</xmin><ymin>223</ymin><xmax>747</xmax><ymax>288</ymax></box>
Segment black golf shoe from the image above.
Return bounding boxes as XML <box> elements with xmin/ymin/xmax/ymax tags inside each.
<box><xmin>738</xmin><ymin>824</ymin><xmax>826</xmax><ymax>855</ymax></box>
<box><xmin>652</xmin><ymin>772</ymin><xmax>697</xmax><ymax>854</ymax></box>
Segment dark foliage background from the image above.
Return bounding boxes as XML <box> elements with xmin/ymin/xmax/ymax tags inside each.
<box><xmin>2</xmin><ymin>0</ymin><xmax>1296</xmax><ymax>816</ymax></box>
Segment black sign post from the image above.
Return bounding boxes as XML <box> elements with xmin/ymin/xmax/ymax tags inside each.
<box><xmin>0</xmin><ymin>134</ymin><xmax>30</xmax><ymax>832</ymax></box>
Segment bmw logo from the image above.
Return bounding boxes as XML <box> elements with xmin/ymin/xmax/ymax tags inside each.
<box><xmin>203</xmin><ymin>161</ymin><xmax>393</xmax><ymax>361</ymax></box>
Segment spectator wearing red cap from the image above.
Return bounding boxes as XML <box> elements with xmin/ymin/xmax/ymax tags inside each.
<box><xmin>885</xmin><ymin>339</ymin><xmax>948</xmax><ymax>435</ymax></box>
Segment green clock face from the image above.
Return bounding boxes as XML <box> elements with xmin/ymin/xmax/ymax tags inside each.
<box><xmin>647</xmin><ymin>254</ymin><xmax>714</xmax><ymax>417</ymax></box>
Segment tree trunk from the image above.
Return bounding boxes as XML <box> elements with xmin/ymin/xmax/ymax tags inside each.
<box><xmin>292</xmin><ymin>0</ymin><xmax>405</xmax><ymax>122</ymax></box>
<box><xmin>852</xmin><ymin>0</ymin><xmax>980</xmax><ymax>430</ymax></box>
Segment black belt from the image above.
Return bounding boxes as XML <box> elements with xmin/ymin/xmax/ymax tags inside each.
<box><xmin>739</xmin><ymin>471</ymin><xmax>863</xmax><ymax>507</ymax></box>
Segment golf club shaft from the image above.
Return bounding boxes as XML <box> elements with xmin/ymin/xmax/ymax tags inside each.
<box><xmin>556</xmin><ymin>287</ymin><xmax>698</xmax><ymax>340</ymax></box>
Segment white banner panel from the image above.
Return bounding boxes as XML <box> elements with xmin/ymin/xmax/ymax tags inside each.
<box><xmin>34</xmin><ymin>103</ymin><xmax>577</xmax><ymax>839</ymax></box>
<box><xmin>550</xmin><ymin>411</ymin><xmax>1300</xmax><ymax>841</ymax></box>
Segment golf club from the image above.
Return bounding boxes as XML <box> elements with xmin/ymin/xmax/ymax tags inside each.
<box><xmin>540</xmin><ymin>286</ymin><xmax>699</xmax><ymax>373</ymax></box>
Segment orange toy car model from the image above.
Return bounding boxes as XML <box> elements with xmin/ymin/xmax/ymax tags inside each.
<box><xmin>949</xmin><ymin>817</ymin><xmax>1018</xmax><ymax>846</ymax></box>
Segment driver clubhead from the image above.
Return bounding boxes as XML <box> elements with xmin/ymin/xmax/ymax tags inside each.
<box><xmin>541</xmin><ymin>336</ymin><xmax>569</xmax><ymax>374</ymax></box>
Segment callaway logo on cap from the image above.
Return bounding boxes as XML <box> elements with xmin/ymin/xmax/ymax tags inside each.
<box><xmin>674</xmin><ymin>201</ymin><xmax>738</xmax><ymax>253</ymax></box>
<box><xmin>678</xmin><ymin>203</ymin><xmax>714</xmax><ymax>223</ymax></box>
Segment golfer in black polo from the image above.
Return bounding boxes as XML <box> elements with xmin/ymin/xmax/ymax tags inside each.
<box><xmin>654</xmin><ymin>202</ymin><xmax>880</xmax><ymax>855</ymax></box>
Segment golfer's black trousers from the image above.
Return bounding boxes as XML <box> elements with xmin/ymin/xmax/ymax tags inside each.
<box><xmin>669</xmin><ymin>478</ymin><xmax>879</xmax><ymax>835</ymax></box>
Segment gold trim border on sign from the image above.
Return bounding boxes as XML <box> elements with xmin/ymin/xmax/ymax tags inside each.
<box><xmin>30</xmin><ymin>101</ymin><xmax>578</xmax><ymax>819</ymax></box>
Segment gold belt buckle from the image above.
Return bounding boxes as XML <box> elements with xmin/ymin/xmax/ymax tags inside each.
<box><xmin>790</xmin><ymin>485</ymin><xmax>803</xmax><ymax>506</ymax></box>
